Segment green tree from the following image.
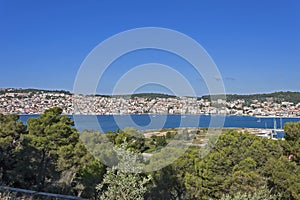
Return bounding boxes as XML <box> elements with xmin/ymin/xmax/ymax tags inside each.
<box><xmin>232</xmin><ymin>157</ymin><xmax>257</xmax><ymax>172</ymax></box>
<box><xmin>224</xmin><ymin>171</ymin><xmax>266</xmax><ymax>195</ymax></box>
<box><xmin>80</xmin><ymin>130</ymin><xmax>117</xmax><ymax>167</ymax></box>
<box><xmin>146</xmin><ymin>148</ymin><xmax>199</xmax><ymax>200</ymax></box>
<box><xmin>148</xmin><ymin>165</ymin><xmax>185</xmax><ymax>200</ymax></box>
<box><xmin>76</xmin><ymin>154</ymin><xmax>106</xmax><ymax>198</ymax></box>
<box><xmin>105</xmin><ymin>131</ymin><xmax>117</xmax><ymax>144</ymax></box>
<box><xmin>150</xmin><ymin>135</ymin><xmax>167</xmax><ymax>149</ymax></box>
<box><xmin>96</xmin><ymin>142</ymin><xmax>151</xmax><ymax>200</ymax></box>
<box><xmin>284</xmin><ymin>122</ymin><xmax>300</xmax><ymax>163</ymax></box>
<box><xmin>115</xmin><ymin>127</ymin><xmax>147</xmax><ymax>152</ymax></box>
<box><xmin>0</xmin><ymin>113</ymin><xmax>27</xmax><ymax>185</ymax></box>
<box><xmin>263</xmin><ymin>157</ymin><xmax>300</xmax><ymax>200</ymax></box>
<box><xmin>284</xmin><ymin>122</ymin><xmax>300</xmax><ymax>142</ymax></box>
<box><xmin>184</xmin><ymin>130</ymin><xmax>286</xmax><ymax>199</ymax></box>
<box><xmin>217</xmin><ymin>187</ymin><xmax>278</xmax><ymax>200</ymax></box>
<box><xmin>223</xmin><ymin>157</ymin><xmax>266</xmax><ymax>195</ymax></box>
<box><xmin>25</xmin><ymin>107</ymin><xmax>81</xmax><ymax>191</ymax></box>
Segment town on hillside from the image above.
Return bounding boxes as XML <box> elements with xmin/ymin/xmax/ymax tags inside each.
<box><xmin>0</xmin><ymin>88</ymin><xmax>300</xmax><ymax>117</ymax></box>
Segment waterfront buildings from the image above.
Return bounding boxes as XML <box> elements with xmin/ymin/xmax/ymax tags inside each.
<box><xmin>0</xmin><ymin>89</ymin><xmax>300</xmax><ymax>117</ymax></box>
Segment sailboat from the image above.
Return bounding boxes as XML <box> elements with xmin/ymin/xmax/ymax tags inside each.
<box><xmin>258</xmin><ymin>118</ymin><xmax>284</xmax><ymax>140</ymax></box>
<box><xmin>271</xmin><ymin>118</ymin><xmax>285</xmax><ymax>140</ymax></box>
<box><xmin>257</xmin><ymin>117</ymin><xmax>261</xmax><ymax>123</ymax></box>
<box><xmin>270</xmin><ymin>118</ymin><xmax>276</xmax><ymax>139</ymax></box>
<box><xmin>257</xmin><ymin>120</ymin><xmax>272</xmax><ymax>139</ymax></box>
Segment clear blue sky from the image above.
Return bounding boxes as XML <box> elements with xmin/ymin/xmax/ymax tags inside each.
<box><xmin>0</xmin><ymin>0</ymin><xmax>299</xmax><ymax>96</ymax></box>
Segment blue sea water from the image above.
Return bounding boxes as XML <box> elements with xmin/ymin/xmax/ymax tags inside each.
<box><xmin>19</xmin><ymin>114</ymin><xmax>300</xmax><ymax>138</ymax></box>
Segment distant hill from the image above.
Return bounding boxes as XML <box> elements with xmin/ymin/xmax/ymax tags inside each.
<box><xmin>1</xmin><ymin>88</ymin><xmax>300</xmax><ymax>103</ymax></box>
<box><xmin>109</xmin><ymin>93</ymin><xmax>176</xmax><ymax>99</ymax></box>
<box><xmin>129</xmin><ymin>93</ymin><xmax>176</xmax><ymax>99</ymax></box>
<box><xmin>202</xmin><ymin>91</ymin><xmax>300</xmax><ymax>104</ymax></box>
<box><xmin>0</xmin><ymin>88</ymin><xmax>176</xmax><ymax>99</ymax></box>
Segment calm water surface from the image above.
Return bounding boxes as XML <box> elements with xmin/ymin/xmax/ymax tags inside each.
<box><xmin>19</xmin><ymin>114</ymin><xmax>300</xmax><ymax>135</ymax></box>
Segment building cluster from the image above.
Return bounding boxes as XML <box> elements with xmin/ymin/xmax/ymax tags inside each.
<box><xmin>1</xmin><ymin>90</ymin><xmax>300</xmax><ymax>117</ymax></box>
<box><xmin>0</xmin><ymin>91</ymin><xmax>73</xmax><ymax>114</ymax></box>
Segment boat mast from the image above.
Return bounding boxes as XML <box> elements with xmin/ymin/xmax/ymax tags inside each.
<box><xmin>271</xmin><ymin>118</ymin><xmax>277</xmax><ymax>139</ymax></box>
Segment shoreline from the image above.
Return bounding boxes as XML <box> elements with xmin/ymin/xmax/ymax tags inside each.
<box><xmin>13</xmin><ymin>113</ymin><xmax>300</xmax><ymax>119</ymax></box>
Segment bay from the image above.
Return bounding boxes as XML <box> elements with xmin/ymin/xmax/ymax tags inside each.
<box><xmin>19</xmin><ymin>114</ymin><xmax>300</xmax><ymax>135</ymax></box>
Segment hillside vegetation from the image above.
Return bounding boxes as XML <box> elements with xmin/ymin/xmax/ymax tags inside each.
<box><xmin>2</xmin><ymin>88</ymin><xmax>300</xmax><ymax>103</ymax></box>
<box><xmin>0</xmin><ymin>107</ymin><xmax>299</xmax><ymax>199</ymax></box>
<box><xmin>202</xmin><ymin>91</ymin><xmax>300</xmax><ymax>104</ymax></box>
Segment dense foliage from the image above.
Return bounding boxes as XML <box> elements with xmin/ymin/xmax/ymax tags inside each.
<box><xmin>0</xmin><ymin>107</ymin><xmax>299</xmax><ymax>199</ymax></box>
<box><xmin>202</xmin><ymin>91</ymin><xmax>300</xmax><ymax>104</ymax></box>
<box><xmin>0</xmin><ymin>107</ymin><xmax>106</xmax><ymax>198</ymax></box>
<box><xmin>96</xmin><ymin>142</ymin><xmax>151</xmax><ymax>200</ymax></box>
